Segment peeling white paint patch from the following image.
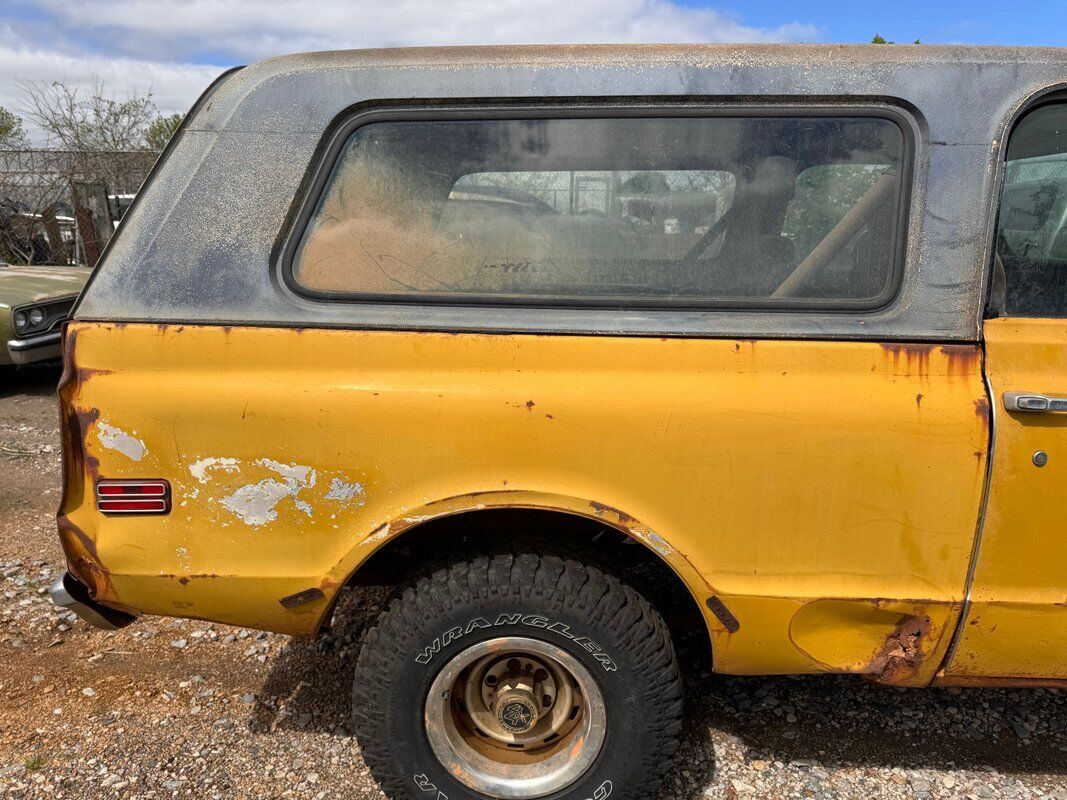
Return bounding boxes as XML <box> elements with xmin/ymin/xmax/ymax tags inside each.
<box><xmin>219</xmin><ymin>458</ymin><xmax>319</xmax><ymax>527</ymax></box>
<box><xmin>257</xmin><ymin>458</ymin><xmax>316</xmax><ymax>488</ymax></box>
<box><xmin>364</xmin><ymin>523</ymin><xmax>391</xmax><ymax>545</ymax></box>
<box><xmin>633</xmin><ymin>528</ymin><xmax>674</xmax><ymax>557</ymax></box>
<box><xmin>96</xmin><ymin>422</ymin><xmax>146</xmax><ymax>462</ymax></box>
<box><xmin>220</xmin><ymin>479</ymin><xmax>293</xmax><ymax>527</ymax></box>
<box><xmin>326</xmin><ymin>477</ymin><xmax>364</xmax><ymax>505</ymax></box>
<box><xmin>190</xmin><ymin>457</ymin><xmax>240</xmax><ymax>484</ymax></box>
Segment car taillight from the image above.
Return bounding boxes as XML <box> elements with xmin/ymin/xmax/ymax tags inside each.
<box><xmin>96</xmin><ymin>480</ymin><xmax>171</xmax><ymax>514</ymax></box>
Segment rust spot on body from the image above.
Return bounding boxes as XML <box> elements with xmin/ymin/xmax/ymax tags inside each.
<box><xmin>55</xmin><ymin>328</ymin><xmax>112</xmax><ymax>602</ymax></box>
<box><xmin>940</xmin><ymin>344</ymin><xmax>982</xmax><ymax>378</ymax></box>
<box><xmin>880</xmin><ymin>343</ymin><xmax>933</xmax><ymax>379</ymax></box>
<box><xmin>57</xmin><ymin>514</ymin><xmax>114</xmax><ymax>601</ymax></box>
<box><xmin>168</xmin><ymin>573</ymin><xmax>221</xmax><ymax>586</ymax></box>
<box><xmin>73</xmin><ymin>408</ymin><xmax>101</xmax><ymax>482</ymax></box>
<box><xmin>866</xmin><ymin>614</ymin><xmax>931</xmax><ymax>683</ymax></box>
<box><xmin>75</xmin><ymin>366</ymin><xmax>113</xmax><ymax>383</ymax></box>
<box><xmin>880</xmin><ymin>343</ymin><xmax>981</xmax><ymax>382</ymax></box>
<box><xmin>588</xmin><ymin>500</ymin><xmax>637</xmax><ymax>526</ymax></box>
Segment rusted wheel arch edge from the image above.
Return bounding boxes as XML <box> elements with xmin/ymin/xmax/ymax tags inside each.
<box><xmin>311</xmin><ymin>490</ymin><xmax>722</xmax><ymax>651</ymax></box>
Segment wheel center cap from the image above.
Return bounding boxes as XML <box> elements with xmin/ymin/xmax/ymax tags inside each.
<box><xmin>496</xmin><ymin>694</ymin><xmax>538</xmax><ymax>733</ymax></box>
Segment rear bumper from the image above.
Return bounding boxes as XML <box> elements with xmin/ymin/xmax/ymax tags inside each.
<box><xmin>48</xmin><ymin>572</ymin><xmax>136</xmax><ymax>630</ymax></box>
<box><xmin>7</xmin><ymin>330</ymin><xmax>62</xmax><ymax>365</ymax></box>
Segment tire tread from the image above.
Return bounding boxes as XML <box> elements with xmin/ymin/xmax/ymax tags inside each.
<box><xmin>352</xmin><ymin>548</ymin><xmax>683</xmax><ymax>800</ymax></box>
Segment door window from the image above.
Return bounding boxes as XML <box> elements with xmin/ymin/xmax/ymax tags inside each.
<box><xmin>994</xmin><ymin>102</ymin><xmax>1067</xmax><ymax>317</ymax></box>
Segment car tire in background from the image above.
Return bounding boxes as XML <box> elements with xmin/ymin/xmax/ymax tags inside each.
<box><xmin>352</xmin><ymin>550</ymin><xmax>684</xmax><ymax>800</ymax></box>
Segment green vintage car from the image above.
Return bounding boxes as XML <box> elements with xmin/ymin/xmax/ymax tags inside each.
<box><xmin>1</xmin><ymin>262</ymin><xmax>92</xmax><ymax>365</ymax></box>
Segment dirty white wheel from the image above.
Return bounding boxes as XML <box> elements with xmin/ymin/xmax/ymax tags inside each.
<box><xmin>424</xmin><ymin>637</ymin><xmax>606</xmax><ymax>798</ymax></box>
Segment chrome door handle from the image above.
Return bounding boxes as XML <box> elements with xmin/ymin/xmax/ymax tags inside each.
<box><xmin>1003</xmin><ymin>392</ymin><xmax>1067</xmax><ymax>412</ymax></box>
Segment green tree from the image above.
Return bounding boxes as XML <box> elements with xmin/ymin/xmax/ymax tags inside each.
<box><xmin>871</xmin><ymin>34</ymin><xmax>921</xmax><ymax>44</ymax></box>
<box><xmin>0</xmin><ymin>106</ymin><xmax>29</xmax><ymax>149</ymax></box>
<box><xmin>144</xmin><ymin>112</ymin><xmax>183</xmax><ymax>151</ymax></box>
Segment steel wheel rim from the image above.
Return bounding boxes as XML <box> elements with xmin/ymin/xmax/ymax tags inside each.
<box><xmin>424</xmin><ymin>636</ymin><xmax>607</xmax><ymax>799</ymax></box>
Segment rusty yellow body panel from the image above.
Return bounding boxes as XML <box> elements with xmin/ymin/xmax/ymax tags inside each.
<box><xmin>59</xmin><ymin>322</ymin><xmax>989</xmax><ymax>683</ymax></box>
<box><xmin>943</xmin><ymin>318</ymin><xmax>1067</xmax><ymax>681</ymax></box>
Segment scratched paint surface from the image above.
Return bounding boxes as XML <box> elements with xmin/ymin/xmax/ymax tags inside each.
<box><xmin>58</xmin><ymin>322</ymin><xmax>988</xmax><ymax>681</ymax></box>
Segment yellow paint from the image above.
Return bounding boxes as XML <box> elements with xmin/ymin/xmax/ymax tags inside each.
<box><xmin>943</xmin><ymin>318</ymin><xmax>1067</xmax><ymax>680</ymax></box>
<box><xmin>59</xmin><ymin>323</ymin><xmax>989</xmax><ymax>683</ymax></box>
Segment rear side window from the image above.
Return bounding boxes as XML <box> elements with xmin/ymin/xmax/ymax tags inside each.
<box><xmin>291</xmin><ymin>113</ymin><xmax>908</xmax><ymax>308</ymax></box>
<box><xmin>995</xmin><ymin>102</ymin><xmax>1067</xmax><ymax>317</ymax></box>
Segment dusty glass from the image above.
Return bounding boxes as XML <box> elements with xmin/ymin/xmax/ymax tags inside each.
<box><xmin>294</xmin><ymin>115</ymin><xmax>906</xmax><ymax>307</ymax></box>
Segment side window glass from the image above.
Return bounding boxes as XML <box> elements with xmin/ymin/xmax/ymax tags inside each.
<box><xmin>293</xmin><ymin>115</ymin><xmax>908</xmax><ymax>308</ymax></box>
<box><xmin>995</xmin><ymin>102</ymin><xmax>1067</xmax><ymax>317</ymax></box>
<box><xmin>446</xmin><ymin>169</ymin><xmax>737</xmax><ymax>263</ymax></box>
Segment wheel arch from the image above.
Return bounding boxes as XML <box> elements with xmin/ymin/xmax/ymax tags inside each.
<box><xmin>316</xmin><ymin>491</ymin><xmax>717</xmax><ymax>667</ymax></box>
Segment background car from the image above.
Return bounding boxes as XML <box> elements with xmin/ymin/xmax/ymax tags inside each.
<box><xmin>2</xmin><ymin>261</ymin><xmax>91</xmax><ymax>365</ymax></box>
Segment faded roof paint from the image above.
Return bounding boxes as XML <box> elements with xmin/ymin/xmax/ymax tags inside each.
<box><xmin>77</xmin><ymin>44</ymin><xmax>1067</xmax><ymax>341</ymax></box>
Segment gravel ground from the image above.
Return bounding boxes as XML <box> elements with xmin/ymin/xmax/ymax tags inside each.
<box><xmin>0</xmin><ymin>364</ymin><xmax>1064</xmax><ymax>799</ymax></box>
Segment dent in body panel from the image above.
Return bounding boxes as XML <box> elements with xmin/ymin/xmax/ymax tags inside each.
<box><xmin>788</xmin><ymin>598</ymin><xmax>943</xmax><ymax>685</ymax></box>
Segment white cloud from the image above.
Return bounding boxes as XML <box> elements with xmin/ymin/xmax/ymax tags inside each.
<box><xmin>32</xmin><ymin>0</ymin><xmax>821</xmax><ymax>58</ymax></box>
<box><xmin>0</xmin><ymin>45</ymin><xmax>224</xmax><ymax>116</ymax></box>
<box><xmin>0</xmin><ymin>23</ymin><xmax>226</xmax><ymax>143</ymax></box>
<box><xmin>0</xmin><ymin>1</ymin><xmax>822</xmax><ymax>141</ymax></box>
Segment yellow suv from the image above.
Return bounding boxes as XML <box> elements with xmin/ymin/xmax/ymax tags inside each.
<box><xmin>50</xmin><ymin>45</ymin><xmax>1067</xmax><ymax>800</ymax></box>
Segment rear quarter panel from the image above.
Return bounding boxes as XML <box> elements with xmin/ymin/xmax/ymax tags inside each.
<box><xmin>59</xmin><ymin>322</ymin><xmax>989</xmax><ymax>682</ymax></box>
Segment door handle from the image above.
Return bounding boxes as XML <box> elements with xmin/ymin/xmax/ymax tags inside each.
<box><xmin>1003</xmin><ymin>392</ymin><xmax>1067</xmax><ymax>412</ymax></box>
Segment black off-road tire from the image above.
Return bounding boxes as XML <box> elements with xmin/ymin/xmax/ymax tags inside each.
<box><xmin>352</xmin><ymin>551</ymin><xmax>684</xmax><ymax>800</ymax></box>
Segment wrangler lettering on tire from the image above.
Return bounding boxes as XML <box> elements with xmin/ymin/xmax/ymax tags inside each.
<box><xmin>352</xmin><ymin>551</ymin><xmax>683</xmax><ymax>800</ymax></box>
<box><xmin>415</xmin><ymin>614</ymin><xmax>618</xmax><ymax>672</ymax></box>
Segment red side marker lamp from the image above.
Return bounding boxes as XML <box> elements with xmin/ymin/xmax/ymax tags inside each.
<box><xmin>96</xmin><ymin>480</ymin><xmax>171</xmax><ymax>514</ymax></box>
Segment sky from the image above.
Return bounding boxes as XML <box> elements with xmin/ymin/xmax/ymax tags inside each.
<box><xmin>1</xmin><ymin>0</ymin><xmax>1065</xmax><ymax>142</ymax></box>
